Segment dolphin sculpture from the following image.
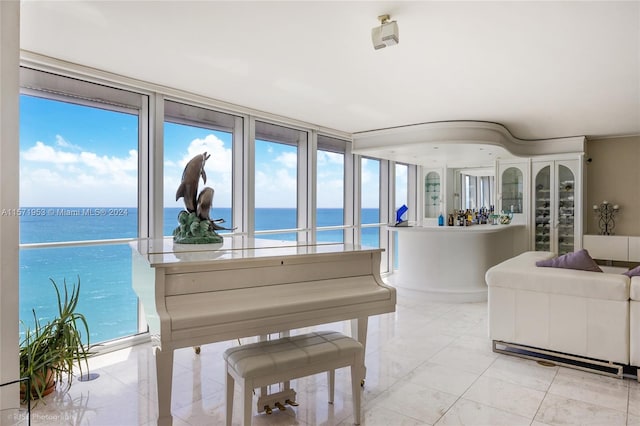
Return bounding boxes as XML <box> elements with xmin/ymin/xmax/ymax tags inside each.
<box><xmin>196</xmin><ymin>187</ymin><xmax>215</xmax><ymax>221</ymax></box>
<box><xmin>176</xmin><ymin>152</ymin><xmax>210</xmax><ymax>212</ymax></box>
<box><xmin>196</xmin><ymin>187</ymin><xmax>234</xmax><ymax>231</ymax></box>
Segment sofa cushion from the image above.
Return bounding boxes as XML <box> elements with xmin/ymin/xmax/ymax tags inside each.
<box><xmin>623</xmin><ymin>265</ymin><xmax>640</xmax><ymax>277</ymax></box>
<box><xmin>535</xmin><ymin>249</ymin><xmax>603</xmax><ymax>272</ymax></box>
<box><xmin>486</xmin><ymin>251</ymin><xmax>630</xmax><ymax>301</ymax></box>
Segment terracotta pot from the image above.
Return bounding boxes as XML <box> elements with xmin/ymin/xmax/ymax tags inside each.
<box><xmin>20</xmin><ymin>368</ymin><xmax>55</xmax><ymax>400</ymax></box>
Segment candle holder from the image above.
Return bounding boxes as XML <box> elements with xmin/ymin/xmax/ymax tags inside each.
<box><xmin>592</xmin><ymin>201</ymin><xmax>620</xmax><ymax>235</ymax></box>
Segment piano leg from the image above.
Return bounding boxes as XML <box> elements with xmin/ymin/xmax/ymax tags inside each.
<box><xmin>258</xmin><ymin>334</ymin><xmax>269</xmax><ymax>409</ymax></box>
<box><xmin>351</xmin><ymin>317</ymin><xmax>368</xmax><ymax>385</ymax></box>
<box><xmin>155</xmin><ymin>346</ymin><xmax>174</xmax><ymax>426</ymax></box>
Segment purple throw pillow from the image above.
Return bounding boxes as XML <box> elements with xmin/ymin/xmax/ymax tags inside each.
<box><xmin>623</xmin><ymin>265</ymin><xmax>640</xmax><ymax>277</ymax></box>
<box><xmin>535</xmin><ymin>249</ymin><xmax>603</xmax><ymax>272</ymax></box>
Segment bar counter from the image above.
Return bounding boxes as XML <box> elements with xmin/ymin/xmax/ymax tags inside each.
<box><xmin>389</xmin><ymin>224</ymin><xmax>526</xmax><ymax>302</ymax></box>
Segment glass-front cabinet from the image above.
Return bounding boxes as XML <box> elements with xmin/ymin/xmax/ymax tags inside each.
<box><xmin>534</xmin><ymin>165</ymin><xmax>552</xmax><ymax>251</ymax></box>
<box><xmin>532</xmin><ymin>158</ymin><xmax>582</xmax><ymax>255</ymax></box>
<box><xmin>497</xmin><ymin>160</ymin><xmax>528</xmax><ymax>226</ymax></box>
<box><xmin>501</xmin><ymin>167</ymin><xmax>523</xmax><ymax>214</ymax></box>
<box><xmin>423</xmin><ymin>170</ymin><xmax>441</xmax><ymax>219</ymax></box>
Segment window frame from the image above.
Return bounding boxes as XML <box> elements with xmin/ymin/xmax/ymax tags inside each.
<box><xmin>315</xmin><ymin>134</ymin><xmax>349</xmax><ymax>244</ymax></box>
<box><xmin>17</xmin><ymin>58</ymin><xmax>411</xmax><ymax>349</ymax></box>
<box><xmin>253</xmin><ymin>120</ymin><xmax>308</xmax><ymax>241</ymax></box>
<box><xmin>19</xmin><ymin>66</ymin><xmax>151</xmax><ymax>346</ymax></box>
<box><xmin>162</xmin><ymin>99</ymin><xmax>242</xmax><ymax>236</ymax></box>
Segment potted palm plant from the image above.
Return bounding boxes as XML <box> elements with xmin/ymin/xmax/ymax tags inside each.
<box><xmin>19</xmin><ymin>277</ymin><xmax>92</xmax><ymax>401</ymax></box>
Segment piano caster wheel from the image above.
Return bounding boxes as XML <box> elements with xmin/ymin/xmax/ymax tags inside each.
<box><xmin>361</xmin><ymin>379</ymin><xmax>365</xmax><ymax>387</ymax></box>
<box><xmin>275</xmin><ymin>402</ymin><xmax>287</xmax><ymax>411</ymax></box>
<box><xmin>285</xmin><ymin>399</ymin><xmax>299</xmax><ymax>407</ymax></box>
<box><xmin>194</xmin><ymin>346</ymin><xmax>201</xmax><ymax>355</ymax></box>
<box><xmin>263</xmin><ymin>405</ymin><xmax>272</xmax><ymax>415</ymax></box>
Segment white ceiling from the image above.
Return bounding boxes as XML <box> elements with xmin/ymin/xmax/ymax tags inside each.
<box><xmin>19</xmin><ymin>1</ymin><xmax>640</xmax><ymax>141</ymax></box>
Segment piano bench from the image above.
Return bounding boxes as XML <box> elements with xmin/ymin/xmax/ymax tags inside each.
<box><xmin>224</xmin><ymin>330</ymin><xmax>364</xmax><ymax>426</ymax></box>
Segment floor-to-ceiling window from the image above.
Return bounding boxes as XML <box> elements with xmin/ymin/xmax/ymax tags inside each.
<box><xmin>316</xmin><ymin>135</ymin><xmax>347</xmax><ymax>243</ymax></box>
<box><xmin>17</xmin><ymin>63</ymin><xmax>411</xmax><ymax>348</ymax></box>
<box><xmin>393</xmin><ymin>163</ymin><xmax>409</xmax><ymax>269</ymax></box>
<box><xmin>254</xmin><ymin>121</ymin><xmax>306</xmax><ymax>241</ymax></box>
<box><xmin>163</xmin><ymin>100</ymin><xmax>239</xmax><ymax>236</ymax></box>
<box><xmin>361</xmin><ymin>157</ymin><xmax>381</xmax><ymax>248</ymax></box>
<box><xmin>19</xmin><ymin>68</ymin><xmax>146</xmax><ymax>344</ymax></box>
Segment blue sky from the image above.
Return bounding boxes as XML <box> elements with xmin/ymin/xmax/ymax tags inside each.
<box><xmin>20</xmin><ymin>95</ymin><xmax>399</xmax><ymax>208</ymax></box>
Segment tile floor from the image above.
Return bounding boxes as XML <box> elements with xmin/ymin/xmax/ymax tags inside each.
<box><xmin>24</xmin><ymin>284</ymin><xmax>640</xmax><ymax>425</ymax></box>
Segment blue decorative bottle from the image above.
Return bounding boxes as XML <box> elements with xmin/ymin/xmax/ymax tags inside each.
<box><xmin>438</xmin><ymin>212</ymin><xmax>444</xmax><ymax>226</ymax></box>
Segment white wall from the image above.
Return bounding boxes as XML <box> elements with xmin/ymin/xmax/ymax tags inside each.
<box><xmin>0</xmin><ymin>0</ymin><xmax>20</xmax><ymax>414</ymax></box>
<box><xmin>585</xmin><ymin>136</ymin><xmax>640</xmax><ymax>236</ymax></box>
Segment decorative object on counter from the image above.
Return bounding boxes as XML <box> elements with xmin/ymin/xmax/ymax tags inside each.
<box><xmin>438</xmin><ymin>212</ymin><xmax>444</xmax><ymax>226</ymax></box>
<box><xmin>592</xmin><ymin>200</ymin><xmax>620</xmax><ymax>235</ymax></box>
<box><xmin>451</xmin><ymin>206</ymin><xmax>494</xmax><ymax>226</ymax></box>
<box><xmin>174</xmin><ymin>152</ymin><xmax>231</xmax><ymax>243</ymax></box>
<box><xmin>477</xmin><ymin>206</ymin><xmax>491</xmax><ymax>224</ymax></box>
<box><xmin>499</xmin><ymin>211</ymin><xmax>513</xmax><ymax>225</ymax></box>
<box><xmin>394</xmin><ymin>204</ymin><xmax>408</xmax><ymax>226</ymax></box>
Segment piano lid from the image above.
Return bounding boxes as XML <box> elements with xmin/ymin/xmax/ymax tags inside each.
<box><xmin>130</xmin><ymin>236</ymin><xmax>383</xmax><ymax>268</ymax></box>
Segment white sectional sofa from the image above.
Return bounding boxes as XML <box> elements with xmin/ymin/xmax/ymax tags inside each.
<box><xmin>486</xmin><ymin>251</ymin><xmax>639</xmax><ymax>378</ymax></box>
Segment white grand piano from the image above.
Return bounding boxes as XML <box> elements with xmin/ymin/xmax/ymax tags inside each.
<box><xmin>130</xmin><ymin>236</ymin><xmax>396</xmax><ymax>425</ymax></box>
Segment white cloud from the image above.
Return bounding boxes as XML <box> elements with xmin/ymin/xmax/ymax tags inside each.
<box><xmin>20</xmin><ymin>165</ymin><xmax>137</xmax><ymax>206</ymax></box>
<box><xmin>79</xmin><ymin>149</ymin><xmax>137</xmax><ymax>175</ymax></box>
<box><xmin>318</xmin><ymin>151</ymin><xmax>343</xmax><ymax>166</ymax></box>
<box><xmin>21</xmin><ymin>141</ymin><xmax>137</xmax><ymax>175</ymax></box>
<box><xmin>20</xmin><ymin>138</ymin><xmax>138</xmax><ymax>207</ymax></box>
<box><xmin>22</xmin><ymin>141</ymin><xmax>79</xmax><ymax>163</ymax></box>
<box><xmin>55</xmin><ymin>134</ymin><xmax>82</xmax><ymax>151</ymax></box>
<box><xmin>317</xmin><ymin>177</ymin><xmax>344</xmax><ymax>208</ymax></box>
<box><xmin>360</xmin><ymin>167</ymin><xmax>373</xmax><ymax>185</ymax></box>
<box><xmin>275</xmin><ymin>151</ymin><xmax>297</xmax><ymax>169</ymax></box>
<box><xmin>396</xmin><ymin>167</ymin><xmax>408</xmax><ymax>183</ymax></box>
<box><xmin>255</xmin><ymin>168</ymin><xmax>297</xmax><ymax>208</ymax></box>
<box><xmin>180</xmin><ymin>134</ymin><xmax>232</xmax><ymax>174</ymax></box>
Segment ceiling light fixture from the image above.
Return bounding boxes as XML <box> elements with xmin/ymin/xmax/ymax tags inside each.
<box><xmin>371</xmin><ymin>14</ymin><xmax>399</xmax><ymax>50</ymax></box>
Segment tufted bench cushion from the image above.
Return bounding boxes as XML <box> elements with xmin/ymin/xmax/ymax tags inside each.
<box><xmin>224</xmin><ymin>331</ymin><xmax>364</xmax><ymax>425</ymax></box>
<box><xmin>224</xmin><ymin>331</ymin><xmax>363</xmax><ymax>378</ymax></box>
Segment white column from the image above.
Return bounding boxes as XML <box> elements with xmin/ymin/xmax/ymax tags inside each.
<box><xmin>0</xmin><ymin>0</ymin><xmax>21</xmax><ymax>414</ymax></box>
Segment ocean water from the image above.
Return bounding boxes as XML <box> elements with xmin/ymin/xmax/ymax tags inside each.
<box><xmin>19</xmin><ymin>208</ymin><xmax>381</xmax><ymax>344</ymax></box>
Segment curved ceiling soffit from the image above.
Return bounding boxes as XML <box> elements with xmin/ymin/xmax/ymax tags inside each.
<box><xmin>351</xmin><ymin>121</ymin><xmax>586</xmax><ymax>158</ymax></box>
